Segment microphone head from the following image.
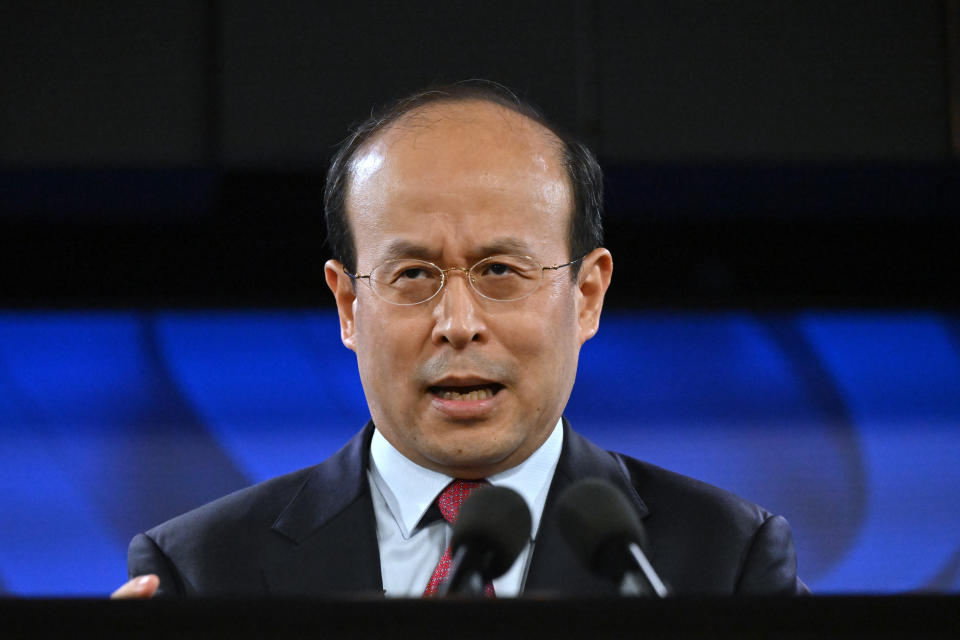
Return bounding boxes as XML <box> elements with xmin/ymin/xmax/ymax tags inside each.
<box><xmin>555</xmin><ymin>478</ymin><xmax>648</xmax><ymax>577</ymax></box>
<box><xmin>451</xmin><ymin>485</ymin><xmax>532</xmax><ymax>579</ymax></box>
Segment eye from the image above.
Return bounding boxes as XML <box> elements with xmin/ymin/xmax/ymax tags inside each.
<box><xmin>482</xmin><ymin>262</ymin><xmax>516</xmax><ymax>277</ymax></box>
<box><xmin>378</xmin><ymin>261</ymin><xmax>437</xmax><ymax>285</ymax></box>
<box><xmin>399</xmin><ymin>267</ymin><xmax>426</xmax><ymax>279</ymax></box>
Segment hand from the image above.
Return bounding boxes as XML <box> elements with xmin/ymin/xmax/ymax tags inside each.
<box><xmin>110</xmin><ymin>574</ymin><xmax>159</xmax><ymax>599</ymax></box>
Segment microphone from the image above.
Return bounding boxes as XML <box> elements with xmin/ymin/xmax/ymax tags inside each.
<box><xmin>439</xmin><ymin>485</ymin><xmax>532</xmax><ymax>596</ymax></box>
<box><xmin>556</xmin><ymin>478</ymin><xmax>669</xmax><ymax>597</ymax></box>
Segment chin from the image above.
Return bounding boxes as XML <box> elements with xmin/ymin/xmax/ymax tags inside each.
<box><xmin>426</xmin><ymin>436</ymin><xmax>517</xmax><ymax>475</ymax></box>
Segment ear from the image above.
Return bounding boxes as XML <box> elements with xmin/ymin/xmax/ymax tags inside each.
<box><xmin>575</xmin><ymin>247</ymin><xmax>613</xmax><ymax>345</ymax></box>
<box><xmin>325</xmin><ymin>259</ymin><xmax>359</xmax><ymax>352</ymax></box>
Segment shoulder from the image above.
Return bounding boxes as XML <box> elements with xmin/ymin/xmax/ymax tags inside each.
<box><xmin>128</xmin><ymin>464</ymin><xmax>326</xmax><ymax>596</ymax></box>
<box><xmin>555</xmin><ymin>426</ymin><xmax>804</xmax><ymax>594</ymax></box>
<box><xmin>616</xmin><ymin>454</ymin><xmax>770</xmax><ymax>532</ymax></box>
<box><xmin>561</xmin><ymin>426</ymin><xmax>769</xmax><ymax>530</ymax></box>
<box><xmin>145</xmin><ymin>424</ymin><xmax>374</xmax><ymax>552</ymax></box>
<box><xmin>145</xmin><ymin>465</ymin><xmax>317</xmax><ymax>552</ymax></box>
<box><xmin>611</xmin><ymin>451</ymin><xmax>803</xmax><ymax>594</ymax></box>
<box><xmin>129</xmin><ymin>425</ymin><xmax>378</xmax><ymax>596</ymax></box>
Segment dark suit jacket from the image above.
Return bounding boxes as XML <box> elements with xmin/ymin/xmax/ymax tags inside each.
<box><xmin>128</xmin><ymin>420</ymin><xmax>806</xmax><ymax>597</ymax></box>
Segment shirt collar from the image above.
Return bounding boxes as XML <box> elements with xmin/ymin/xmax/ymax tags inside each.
<box><xmin>369</xmin><ymin>418</ymin><xmax>564</xmax><ymax>540</ymax></box>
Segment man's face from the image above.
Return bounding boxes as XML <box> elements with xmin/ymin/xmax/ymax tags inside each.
<box><xmin>325</xmin><ymin>101</ymin><xmax>611</xmax><ymax>478</ymax></box>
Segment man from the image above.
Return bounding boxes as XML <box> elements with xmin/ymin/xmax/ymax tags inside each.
<box><xmin>113</xmin><ymin>81</ymin><xmax>805</xmax><ymax>599</ymax></box>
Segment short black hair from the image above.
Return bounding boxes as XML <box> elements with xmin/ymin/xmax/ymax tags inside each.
<box><xmin>324</xmin><ymin>80</ymin><xmax>603</xmax><ymax>275</ymax></box>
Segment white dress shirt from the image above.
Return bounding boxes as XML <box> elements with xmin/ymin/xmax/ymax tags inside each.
<box><xmin>368</xmin><ymin>418</ymin><xmax>564</xmax><ymax>597</ymax></box>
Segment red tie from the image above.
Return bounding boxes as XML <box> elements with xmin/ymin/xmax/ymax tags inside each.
<box><xmin>423</xmin><ymin>479</ymin><xmax>496</xmax><ymax>597</ymax></box>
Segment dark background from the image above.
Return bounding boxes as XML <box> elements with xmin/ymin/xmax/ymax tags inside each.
<box><xmin>2</xmin><ymin>0</ymin><xmax>958</xmax><ymax>309</ymax></box>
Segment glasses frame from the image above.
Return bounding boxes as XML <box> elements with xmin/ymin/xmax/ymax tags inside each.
<box><xmin>343</xmin><ymin>254</ymin><xmax>584</xmax><ymax>306</ymax></box>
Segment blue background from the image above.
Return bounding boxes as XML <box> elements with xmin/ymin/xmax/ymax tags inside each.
<box><xmin>1</xmin><ymin>309</ymin><xmax>958</xmax><ymax>596</ymax></box>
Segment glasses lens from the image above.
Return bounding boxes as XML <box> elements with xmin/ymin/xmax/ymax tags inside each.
<box><xmin>470</xmin><ymin>255</ymin><xmax>542</xmax><ymax>301</ymax></box>
<box><xmin>370</xmin><ymin>259</ymin><xmax>443</xmax><ymax>304</ymax></box>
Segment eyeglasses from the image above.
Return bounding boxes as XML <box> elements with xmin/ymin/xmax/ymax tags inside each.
<box><xmin>343</xmin><ymin>254</ymin><xmax>583</xmax><ymax>305</ymax></box>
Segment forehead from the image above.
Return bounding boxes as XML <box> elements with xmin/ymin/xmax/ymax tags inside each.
<box><xmin>345</xmin><ymin>101</ymin><xmax>572</xmax><ymax>263</ymax></box>
<box><xmin>380</xmin><ymin>99</ymin><xmax>563</xmax><ymax>162</ymax></box>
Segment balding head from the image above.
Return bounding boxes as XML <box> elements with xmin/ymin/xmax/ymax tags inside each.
<box><xmin>324</xmin><ymin>81</ymin><xmax>604</xmax><ymax>275</ymax></box>
<box><xmin>346</xmin><ymin>100</ymin><xmax>572</xmax><ymax>253</ymax></box>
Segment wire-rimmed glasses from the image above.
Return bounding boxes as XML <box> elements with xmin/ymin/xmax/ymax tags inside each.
<box><xmin>343</xmin><ymin>254</ymin><xmax>583</xmax><ymax>305</ymax></box>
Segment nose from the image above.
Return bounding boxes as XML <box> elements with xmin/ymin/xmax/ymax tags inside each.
<box><xmin>431</xmin><ymin>269</ymin><xmax>487</xmax><ymax>348</ymax></box>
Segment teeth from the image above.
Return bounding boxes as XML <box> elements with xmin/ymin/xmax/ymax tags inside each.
<box><xmin>441</xmin><ymin>387</ymin><xmax>494</xmax><ymax>401</ymax></box>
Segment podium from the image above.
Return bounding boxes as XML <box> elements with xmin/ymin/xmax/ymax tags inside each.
<box><xmin>4</xmin><ymin>596</ymin><xmax>958</xmax><ymax>639</ymax></box>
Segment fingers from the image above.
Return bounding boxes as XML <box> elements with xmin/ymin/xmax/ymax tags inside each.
<box><xmin>110</xmin><ymin>574</ymin><xmax>159</xmax><ymax>599</ymax></box>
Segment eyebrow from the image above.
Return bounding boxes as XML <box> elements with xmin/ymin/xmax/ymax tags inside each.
<box><xmin>477</xmin><ymin>237</ymin><xmax>535</xmax><ymax>257</ymax></box>
<box><xmin>380</xmin><ymin>240</ymin><xmax>436</xmax><ymax>261</ymax></box>
<box><xmin>379</xmin><ymin>237</ymin><xmax>536</xmax><ymax>263</ymax></box>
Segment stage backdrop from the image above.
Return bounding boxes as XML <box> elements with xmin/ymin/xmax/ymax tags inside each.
<box><xmin>0</xmin><ymin>309</ymin><xmax>958</xmax><ymax>596</ymax></box>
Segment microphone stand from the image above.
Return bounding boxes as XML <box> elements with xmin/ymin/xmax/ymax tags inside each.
<box><xmin>437</xmin><ymin>546</ymin><xmax>496</xmax><ymax>597</ymax></box>
<box><xmin>619</xmin><ymin>542</ymin><xmax>669</xmax><ymax>597</ymax></box>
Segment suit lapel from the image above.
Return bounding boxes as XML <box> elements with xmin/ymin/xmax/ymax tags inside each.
<box><xmin>258</xmin><ymin>419</ymin><xmax>648</xmax><ymax>597</ymax></box>
<box><xmin>524</xmin><ymin>418</ymin><xmax>650</xmax><ymax>596</ymax></box>
<box><xmin>261</xmin><ymin>423</ymin><xmax>385</xmax><ymax>596</ymax></box>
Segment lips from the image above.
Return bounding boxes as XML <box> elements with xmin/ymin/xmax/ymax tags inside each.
<box><xmin>427</xmin><ymin>379</ymin><xmax>504</xmax><ymax>420</ymax></box>
<box><xmin>427</xmin><ymin>377</ymin><xmax>505</xmax><ymax>402</ymax></box>
<box><xmin>427</xmin><ymin>375</ymin><xmax>504</xmax><ymax>402</ymax></box>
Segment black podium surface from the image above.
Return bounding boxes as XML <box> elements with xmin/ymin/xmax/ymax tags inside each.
<box><xmin>3</xmin><ymin>596</ymin><xmax>958</xmax><ymax>639</ymax></box>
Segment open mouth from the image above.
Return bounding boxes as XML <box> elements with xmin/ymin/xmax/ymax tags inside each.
<box><xmin>428</xmin><ymin>383</ymin><xmax>504</xmax><ymax>401</ymax></box>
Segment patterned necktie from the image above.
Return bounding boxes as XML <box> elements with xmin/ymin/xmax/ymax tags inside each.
<box><xmin>423</xmin><ymin>479</ymin><xmax>496</xmax><ymax>597</ymax></box>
